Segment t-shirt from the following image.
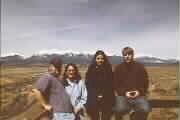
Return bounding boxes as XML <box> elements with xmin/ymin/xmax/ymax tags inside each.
<box><xmin>34</xmin><ymin>73</ymin><xmax>73</xmax><ymax>113</ymax></box>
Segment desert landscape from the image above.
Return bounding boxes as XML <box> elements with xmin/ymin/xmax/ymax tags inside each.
<box><xmin>0</xmin><ymin>64</ymin><xmax>179</xmax><ymax>120</ymax></box>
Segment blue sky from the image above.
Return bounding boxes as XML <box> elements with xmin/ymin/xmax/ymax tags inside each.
<box><xmin>1</xmin><ymin>0</ymin><xmax>179</xmax><ymax>59</ymax></box>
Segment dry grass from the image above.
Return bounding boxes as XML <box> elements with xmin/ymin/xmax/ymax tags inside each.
<box><xmin>0</xmin><ymin>64</ymin><xmax>179</xmax><ymax>120</ymax></box>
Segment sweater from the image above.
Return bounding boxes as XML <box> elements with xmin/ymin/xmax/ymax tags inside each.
<box><xmin>113</xmin><ymin>61</ymin><xmax>149</xmax><ymax>96</ymax></box>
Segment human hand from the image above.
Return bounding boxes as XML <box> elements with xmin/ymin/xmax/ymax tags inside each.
<box><xmin>97</xmin><ymin>95</ymin><xmax>103</xmax><ymax>98</ymax></box>
<box><xmin>125</xmin><ymin>90</ymin><xmax>140</xmax><ymax>99</ymax></box>
<box><xmin>114</xmin><ymin>91</ymin><xmax>118</xmax><ymax>96</ymax></box>
<box><xmin>42</xmin><ymin>104</ymin><xmax>53</xmax><ymax>111</ymax></box>
<box><xmin>74</xmin><ymin>107</ymin><xmax>81</xmax><ymax>114</ymax></box>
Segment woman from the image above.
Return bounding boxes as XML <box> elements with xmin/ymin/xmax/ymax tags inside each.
<box><xmin>63</xmin><ymin>63</ymin><xmax>87</xmax><ymax>120</ymax></box>
<box><xmin>85</xmin><ymin>50</ymin><xmax>115</xmax><ymax>120</ymax></box>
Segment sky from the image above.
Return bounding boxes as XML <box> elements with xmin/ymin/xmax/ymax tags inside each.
<box><xmin>1</xmin><ymin>0</ymin><xmax>179</xmax><ymax>59</ymax></box>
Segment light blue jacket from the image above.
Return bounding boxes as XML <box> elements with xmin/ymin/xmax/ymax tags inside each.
<box><xmin>65</xmin><ymin>79</ymin><xmax>87</xmax><ymax>110</ymax></box>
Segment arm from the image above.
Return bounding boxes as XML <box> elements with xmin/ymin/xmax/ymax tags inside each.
<box><xmin>113</xmin><ymin>65</ymin><xmax>127</xmax><ymax>96</ymax></box>
<box><xmin>143</xmin><ymin>67</ymin><xmax>149</xmax><ymax>94</ymax></box>
<box><xmin>138</xmin><ymin>65</ymin><xmax>149</xmax><ymax>96</ymax></box>
<box><xmin>107</xmin><ymin>67</ymin><xmax>116</xmax><ymax>97</ymax></box>
<box><xmin>74</xmin><ymin>80</ymin><xmax>87</xmax><ymax>113</ymax></box>
<box><xmin>33</xmin><ymin>74</ymin><xmax>52</xmax><ymax>111</ymax></box>
<box><xmin>107</xmin><ymin>67</ymin><xmax>114</xmax><ymax>90</ymax></box>
<box><xmin>85</xmin><ymin>68</ymin><xmax>91</xmax><ymax>88</ymax></box>
<box><xmin>32</xmin><ymin>89</ymin><xmax>52</xmax><ymax>111</ymax></box>
<box><xmin>113</xmin><ymin>66</ymin><xmax>121</xmax><ymax>95</ymax></box>
<box><xmin>85</xmin><ymin>68</ymin><xmax>94</xmax><ymax>97</ymax></box>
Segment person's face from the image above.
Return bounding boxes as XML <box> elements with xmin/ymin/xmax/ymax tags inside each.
<box><xmin>48</xmin><ymin>64</ymin><xmax>56</xmax><ymax>73</ymax></box>
<box><xmin>96</xmin><ymin>54</ymin><xmax>104</xmax><ymax>66</ymax></box>
<box><xmin>48</xmin><ymin>64</ymin><xmax>61</xmax><ymax>75</ymax></box>
<box><xmin>66</xmin><ymin>65</ymin><xmax>76</xmax><ymax>80</ymax></box>
<box><xmin>123</xmin><ymin>53</ymin><xmax>134</xmax><ymax>63</ymax></box>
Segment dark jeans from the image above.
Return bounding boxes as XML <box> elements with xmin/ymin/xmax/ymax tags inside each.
<box><xmin>114</xmin><ymin>96</ymin><xmax>151</xmax><ymax>120</ymax></box>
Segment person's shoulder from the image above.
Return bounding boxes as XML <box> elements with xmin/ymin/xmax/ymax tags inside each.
<box><xmin>78</xmin><ymin>79</ymin><xmax>86</xmax><ymax>85</ymax></box>
<box><xmin>134</xmin><ymin>61</ymin><xmax>140</xmax><ymax>65</ymax></box>
<box><xmin>34</xmin><ymin>72</ymin><xmax>52</xmax><ymax>89</ymax></box>
<box><xmin>134</xmin><ymin>61</ymin><xmax>145</xmax><ymax>69</ymax></box>
<box><xmin>38</xmin><ymin>72</ymin><xmax>54</xmax><ymax>81</ymax></box>
<box><xmin>86</xmin><ymin>64</ymin><xmax>93</xmax><ymax>71</ymax></box>
<box><xmin>114</xmin><ymin>63</ymin><xmax>125</xmax><ymax>70</ymax></box>
<box><xmin>40</xmin><ymin>72</ymin><xmax>52</xmax><ymax>78</ymax></box>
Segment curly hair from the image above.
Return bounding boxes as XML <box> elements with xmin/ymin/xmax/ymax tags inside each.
<box><xmin>63</xmin><ymin>63</ymin><xmax>81</xmax><ymax>82</ymax></box>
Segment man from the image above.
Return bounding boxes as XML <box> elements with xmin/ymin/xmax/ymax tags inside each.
<box><xmin>113</xmin><ymin>47</ymin><xmax>151</xmax><ymax>120</ymax></box>
<box><xmin>33</xmin><ymin>57</ymin><xmax>75</xmax><ymax>120</ymax></box>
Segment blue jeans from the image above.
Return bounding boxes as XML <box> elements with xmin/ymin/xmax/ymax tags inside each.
<box><xmin>114</xmin><ymin>96</ymin><xmax>151</xmax><ymax>120</ymax></box>
<box><xmin>53</xmin><ymin>113</ymin><xmax>75</xmax><ymax>120</ymax></box>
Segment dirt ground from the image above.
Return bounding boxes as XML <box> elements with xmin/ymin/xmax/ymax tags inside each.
<box><xmin>0</xmin><ymin>64</ymin><xmax>179</xmax><ymax>120</ymax></box>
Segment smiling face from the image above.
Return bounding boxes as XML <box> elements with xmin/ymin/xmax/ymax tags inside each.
<box><xmin>96</xmin><ymin>54</ymin><xmax>104</xmax><ymax>66</ymax></box>
<box><xmin>66</xmin><ymin>65</ymin><xmax>76</xmax><ymax>80</ymax></box>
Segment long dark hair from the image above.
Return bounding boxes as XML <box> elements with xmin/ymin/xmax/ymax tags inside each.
<box><xmin>86</xmin><ymin>50</ymin><xmax>112</xmax><ymax>81</ymax></box>
<box><xmin>85</xmin><ymin>51</ymin><xmax>115</xmax><ymax>108</ymax></box>
<box><xmin>63</xmin><ymin>63</ymin><xmax>81</xmax><ymax>85</ymax></box>
<box><xmin>90</xmin><ymin>50</ymin><xmax>111</xmax><ymax>69</ymax></box>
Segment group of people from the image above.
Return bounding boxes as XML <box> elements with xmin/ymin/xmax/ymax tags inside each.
<box><xmin>33</xmin><ymin>46</ymin><xmax>151</xmax><ymax>120</ymax></box>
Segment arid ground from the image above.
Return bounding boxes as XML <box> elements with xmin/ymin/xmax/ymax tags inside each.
<box><xmin>0</xmin><ymin>64</ymin><xmax>179</xmax><ymax>120</ymax></box>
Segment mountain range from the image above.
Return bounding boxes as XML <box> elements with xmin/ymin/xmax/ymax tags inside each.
<box><xmin>0</xmin><ymin>53</ymin><xmax>179</xmax><ymax>65</ymax></box>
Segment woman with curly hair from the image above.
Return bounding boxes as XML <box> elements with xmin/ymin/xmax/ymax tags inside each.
<box><xmin>63</xmin><ymin>63</ymin><xmax>87</xmax><ymax>120</ymax></box>
<box><xmin>85</xmin><ymin>50</ymin><xmax>115</xmax><ymax>120</ymax></box>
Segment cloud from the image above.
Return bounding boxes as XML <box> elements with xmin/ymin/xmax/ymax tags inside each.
<box><xmin>1</xmin><ymin>0</ymin><xmax>178</xmax><ymax>58</ymax></box>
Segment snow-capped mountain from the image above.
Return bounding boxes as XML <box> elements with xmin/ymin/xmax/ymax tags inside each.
<box><xmin>1</xmin><ymin>53</ymin><xmax>26</xmax><ymax>58</ymax></box>
<box><xmin>37</xmin><ymin>49</ymin><xmax>94</xmax><ymax>56</ymax></box>
<box><xmin>135</xmin><ymin>56</ymin><xmax>178</xmax><ymax>64</ymax></box>
<box><xmin>0</xmin><ymin>51</ymin><xmax>179</xmax><ymax>65</ymax></box>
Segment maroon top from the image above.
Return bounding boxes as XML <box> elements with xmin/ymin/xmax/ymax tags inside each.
<box><xmin>113</xmin><ymin>61</ymin><xmax>149</xmax><ymax>96</ymax></box>
<box><xmin>34</xmin><ymin>73</ymin><xmax>73</xmax><ymax>113</ymax></box>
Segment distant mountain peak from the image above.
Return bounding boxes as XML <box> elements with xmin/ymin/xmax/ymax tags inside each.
<box><xmin>1</xmin><ymin>53</ymin><xmax>26</xmax><ymax>59</ymax></box>
<box><xmin>37</xmin><ymin>49</ymin><xmax>95</xmax><ymax>56</ymax></box>
<box><xmin>1</xmin><ymin>50</ymin><xmax>179</xmax><ymax>65</ymax></box>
